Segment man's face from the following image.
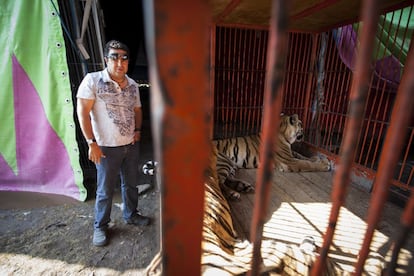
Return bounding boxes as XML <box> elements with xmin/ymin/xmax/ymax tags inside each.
<box><xmin>105</xmin><ymin>49</ymin><xmax>129</xmax><ymax>78</ymax></box>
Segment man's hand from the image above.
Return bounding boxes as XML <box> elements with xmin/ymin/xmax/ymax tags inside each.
<box><xmin>88</xmin><ymin>143</ymin><xmax>106</xmax><ymax>164</ymax></box>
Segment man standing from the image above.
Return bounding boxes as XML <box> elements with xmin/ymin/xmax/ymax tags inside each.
<box><xmin>77</xmin><ymin>40</ymin><xmax>151</xmax><ymax>247</ymax></box>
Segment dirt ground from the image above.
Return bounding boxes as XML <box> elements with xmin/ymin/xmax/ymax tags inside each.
<box><xmin>0</xmin><ymin>188</ymin><xmax>160</xmax><ymax>276</ymax></box>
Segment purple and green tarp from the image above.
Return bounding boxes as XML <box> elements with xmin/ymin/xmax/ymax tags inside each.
<box><xmin>333</xmin><ymin>6</ymin><xmax>413</xmax><ymax>90</ymax></box>
<box><xmin>0</xmin><ymin>0</ymin><xmax>86</xmax><ymax>201</ymax></box>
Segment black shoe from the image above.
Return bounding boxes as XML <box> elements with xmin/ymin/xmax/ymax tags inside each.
<box><xmin>93</xmin><ymin>229</ymin><xmax>108</xmax><ymax>247</ymax></box>
<box><xmin>125</xmin><ymin>214</ymin><xmax>151</xmax><ymax>226</ymax></box>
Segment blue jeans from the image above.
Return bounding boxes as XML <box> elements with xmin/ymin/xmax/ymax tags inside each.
<box><xmin>94</xmin><ymin>142</ymin><xmax>140</xmax><ymax>230</ymax></box>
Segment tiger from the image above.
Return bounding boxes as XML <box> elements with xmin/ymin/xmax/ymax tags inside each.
<box><xmin>145</xmin><ymin>141</ymin><xmax>384</xmax><ymax>276</ymax></box>
<box><xmin>212</xmin><ymin>113</ymin><xmax>331</xmax><ymax>200</ymax></box>
<box><xmin>213</xmin><ymin>113</ymin><xmax>332</xmax><ymax>173</ymax></box>
<box><xmin>214</xmin><ymin>114</ymin><xmax>331</xmax><ymax>172</ymax></box>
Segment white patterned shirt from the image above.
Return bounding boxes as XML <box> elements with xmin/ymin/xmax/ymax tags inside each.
<box><xmin>76</xmin><ymin>69</ymin><xmax>141</xmax><ymax>147</ymax></box>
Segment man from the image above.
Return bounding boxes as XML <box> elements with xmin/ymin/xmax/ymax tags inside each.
<box><xmin>77</xmin><ymin>40</ymin><xmax>151</xmax><ymax>247</ymax></box>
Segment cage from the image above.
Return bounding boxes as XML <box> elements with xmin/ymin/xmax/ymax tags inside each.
<box><xmin>61</xmin><ymin>0</ymin><xmax>414</xmax><ymax>275</ymax></box>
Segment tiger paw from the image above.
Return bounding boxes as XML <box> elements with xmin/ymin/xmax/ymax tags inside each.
<box><xmin>319</xmin><ymin>156</ymin><xmax>331</xmax><ymax>171</ymax></box>
<box><xmin>310</xmin><ymin>155</ymin><xmax>321</xmax><ymax>162</ymax></box>
<box><xmin>235</xmin><ymin>180</ymin><xmax>254</xmax><ymax>193</ymax></box>
<box><xmin>228</xmin><ymin>190</ymin><xmax>241</xmax><ymax>200</ymax></box>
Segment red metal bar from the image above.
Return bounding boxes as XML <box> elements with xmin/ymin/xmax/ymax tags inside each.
<box><xmin>297</xmin><ymin>34</ymin><xmax>308</xmax><ymax>114</ymax></box>
<box><xmin>244</xmin><ymin>29</ymin><xmax>254</xmax><ymax>133</ymax></box>
<box><xmin>246</xmin><ymin>29</ymin><xmax>256</xmax><ymax>132</ymax></box>
<box><xmin>324</xmin><ymin>36</ymin><xmax>341</xmax><ymax>153</ymax></box>
<box><xmin>303</xmin><ymin>34</ymin><xmax>319</xmax><ymax>129</ymax></box>
<box><xmin>283</xmin><ymin>34</ymin><xmax>292</xmax><ymax>112</ymax></box>
<box><xmin>222</xmin><ymin>27</ymin><xmax>229</xmax><ymax>138</ymax></box>
<box><xmin>233</xmin><ymin>28</ymin><xmax>241</xmax><ymax>135</ymax></box>
<box><xmin>295</xmin><ymin>34</ymin><xmax>304</xmax><ymax>113</ymax></box>
<box><xmin>355</xmin><ymin>30</ymin><xmax>414</xmax><ymax>275</ymax></box>
<box><xmin>324</xmin><ymin>33</ymin><xmax>341</xmax><ymax>150</ymax></box>
<box><xmin>143</xmin><ymin>1</ymin><xmax>211</xmax><ymax>275</ymax></box>
<box><xmin>311</xmin><ymin>0</ymin><xmax>381</xmax><ymax>274</ymax></box>
<box><xmin>225</xmin><ymin>27</ymin><xmax>232</xmax><ymax>137</ymax></box>
<box><xmin>320</xmin><ymin>33</ymin><xmax>333</xmax><ymax>148</ymax></box>
<box><xmin>253</xmin><ymin>29</ymin><xmax>267</xmax><ymax>133</ymax></box>
<box><xmin>210</xmin><ymin>24</ymin><xmax>217</xmax><ymax>139</ymax></box>
<box><xmin>290</xmin><ymin>33</ymin><xmax>299</xmax><ymax>111</ymax></box>
<box><xmin>248</xmin><ymin>0</ymin><xmax>289</xmax><ymax>275</ymax></box>
<box><xmin>328</xmin><ymin>40</ymin><xmax>350</xmax><ymax>154</ymax></box>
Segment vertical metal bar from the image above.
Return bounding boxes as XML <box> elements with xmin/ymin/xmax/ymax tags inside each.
<box><xmin>234</xmin><ymin>28</ymin><xmax>241</xmax><ymax>135</ymax></box>
<box><xmin>222</xmin><ymin>27</ymin><xmax>229</xmax><ymax>137</ymax></box>
<box><xmin>285</xmin><ymin>33</ymin><xmax>294</xmax><ymax>112</ymax></box>
<box><xmin>210</xmin><ymin>24</ymin><xmax>216</xmax><ymax>139</ymax></box>
<box><xmin>303</xmin><ymin>34</ymin><xmax>319</xmax><ymax>130</ymax></box>
<box><xmin>323</xmin><ymin>33</ymin><xmax>338</xmax><ymax>149</ymax></box>
<box><xmin>260</xmin><ymin>31</ymin><xmax>268</xmax><ymax>130</ymax></box>
<box><xmin>255</xmin><ymin>30</ymin><xmax>267</xmax><ymax>133</ymax></box>
<box><xmin>246</xmin><ymin>29</ymin><xmax>257</xmax><ymax>133</ymax></box>
<box><xmin>311</xmin><ymin>0</ymin><xmax>381</xmax><ymax>274</ymax></box>
<box><xmin>226</xmin><ymin>29</ymin><xmax>236</xmax><ymax>137</ymax></box>
<box><xmin>355</xmin><ymin>31</ymin><xmax>414</xmax><ymax>275</ymax></box>
<box><xmin>248</xmin><ymin>0</ymin><xmax>289</xmax><ymax>275</ymax></box>
<box><xmin>327</xmin><ymin>34</ymin><xmax>347</xmax><ymax>154</ymax></box>
<box><xmin>290</xmin><ymin>33</ymin><xmax>299</xmax><ymax>112</ymax></box>
<box><xmin>243</xmin><ymin>29</ymin><xmax>253</xmax><ymax>135</ymax></box>
<box><xmin>332</xmin><ymin>39</ymin><xmax>354</xmax><ymax>154</ymax></box>
<box><xmin>143</xmin><ymin>1</ymin><xmax>210</xmax><ymax>275</ymax></box>
<box><xmin>252</xmin><ymin>30</ymin><xmax>266</xmax><ymax>134</ymax></box>
<box><xmin>217</xmin><ymin>26</ymin><xmax>222</xmax><ymax>137</ymax></box>
<box><xmin>296</xmin><ymin>34</ymin><xmax>307</xmax><ymax>114</ymax></box>
<box><xmin>283</xmin><ymin>33</ymin><xmax>290</xmax><ymax>112</ymax></box>
<box><xmin>369</xmin><ymin>85</ymin><xmax>390</xmax><ymax>169</ymax></box>
<box><xmin>322</xmin><ymin>34</ymin><xmax>344</xmax><ymax>151</ymax></box>
<box><xmin>214</xmin><ymin>26</ymin><xmax>221</xmax><ymax>137</ymax></box>
<box><xmin>302</xmin><ymin>34</ymin><xmax>313</xmax><ymax>115</ymax></box>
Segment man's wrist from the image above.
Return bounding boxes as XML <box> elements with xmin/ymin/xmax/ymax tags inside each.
<box><xmin>86</xmin><ymin>138</ymin><xmax>96</xmax><ymax>145</ymax></box>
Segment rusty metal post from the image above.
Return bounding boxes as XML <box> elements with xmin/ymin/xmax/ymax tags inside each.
<box><xmin>143</xmin><ymin>1</ymin><xmax>211</xmax><ymax>275</ymax></box>
<box><xmin>248</xmin><ymin>0</ymin><xmax>289</xmax><ymax>275</ymax></box>
<box><xmin>311</xmin><ymin>0</ymin><xmax>381</xmax><ymax>275</ymax></box>
<box><xmin>357</xmin><ymin>32</ymin><xmax>414</xmax><ymax>275</ymax></box>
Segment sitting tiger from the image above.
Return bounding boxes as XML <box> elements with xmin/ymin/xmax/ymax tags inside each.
<box><xmin>213</xmin><ymin>114</ymin><xmax>331</xmax><ymax>200</ymax></box>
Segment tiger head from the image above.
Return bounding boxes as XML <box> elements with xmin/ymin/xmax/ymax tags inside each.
<box><xmin>279</xmin><ymin>114</ymin><xmax>304</xmax><ymax>145</ymax></box>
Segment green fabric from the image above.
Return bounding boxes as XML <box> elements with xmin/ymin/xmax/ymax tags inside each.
<box><xmin>375</xmin><ymin>6</ymin><xmax>413</xmax><ymax>65</ymax></box>
<box><xmin>0</xmin><ymin>0</ymin><xmax>86</xmax><ymax>200</ymax></box>
<box><xmin>354</xmin><ymin>6</ymin><xmax>413</xmax><ymax>65</ymax></box>
<box><xmin>0</xmin><ymin>1</ymin><xmax>16</xmax><ymax>171</ymax></box>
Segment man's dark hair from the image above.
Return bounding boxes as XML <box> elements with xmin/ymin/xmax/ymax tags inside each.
<box><xmin>104</xmin><ymin>40</ymin><xmax>130</xmax><ymax>57</ymax></box>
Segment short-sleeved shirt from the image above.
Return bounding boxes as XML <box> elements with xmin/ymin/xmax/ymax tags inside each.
<box><xmin>76</xmin><ymin>69</ymin><xmax>141</xmax><ymax>147</ymax></box>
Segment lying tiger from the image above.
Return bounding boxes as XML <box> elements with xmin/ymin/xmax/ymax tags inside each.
<box><xmin>214</xmin><ymin>113</ymin><xmax>332</xmax><ymax>199</ymax></box>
